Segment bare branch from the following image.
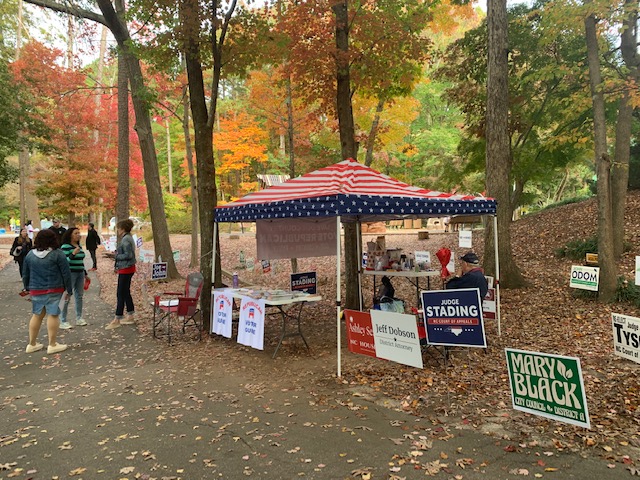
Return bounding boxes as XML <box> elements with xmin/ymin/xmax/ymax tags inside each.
<box><xmin>24</xmin><ymin>0</ymin><xmax>107</xmax><ymax>27</ymax></box>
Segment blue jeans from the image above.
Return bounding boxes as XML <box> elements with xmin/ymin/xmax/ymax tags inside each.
<box><xmin>60</xmin><ymin>270</ymin><xmax>84</xmax><ymax>323</ymax></box>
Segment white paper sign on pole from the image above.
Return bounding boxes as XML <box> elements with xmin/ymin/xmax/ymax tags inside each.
<box><xmin>237</xmin><ymin>296</ymin><xmax>265</xmax><ymax>350</ymax></box>
<box><xmin>459</xmin><ymin>230</ymin><xmax>472</xmax><ymax>248</ymax></box>
<box><xmin>370</xmin><ymin>310</ymin><xmax>423</xmax><ymax>369</ymax></box>
<box><xmin>212</xmin><ymin>290</ymin><xmax>234</xmax><ymax>338</ymax></box>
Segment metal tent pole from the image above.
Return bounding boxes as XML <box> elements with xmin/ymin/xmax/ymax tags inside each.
<box><xmin>336</xmin><ymin>216</ymin><xmax>342</xmax><ymax>377</ymax></box>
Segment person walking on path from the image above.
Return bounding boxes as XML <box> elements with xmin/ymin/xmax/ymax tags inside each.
<box><xmin>85</xmin><ymin>222</ymin><xmax>101</xmax><ymax>271</ymax></box>
<box><xmin>25</xmin><ymin>220</ymin><xmax>35</xmax><ymax>240</ymax></box>
<box><xmin>10</xmin><ymin>227</ymin><xmax>33</xmax><ymax>278</ymax></box>
<box><xmin>22</xmin><ymin>228</ymin><xmax>72</xmax><ymax>354</ymax></box>
<box><xmin>48</xmin><ymin>219</ymin><xmax>66</xmax><ymax>245</ymax></box>
<box><xmin>106</xmin><ymin>219</ymin><xmax>136</xmax><ymax>330</ymax></box>
<box><xmin>59</xmin><ymin>227</ymin><xmax>87</xmax><ymax>328</ymax></box>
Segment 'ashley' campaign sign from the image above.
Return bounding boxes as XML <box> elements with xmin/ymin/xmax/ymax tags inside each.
<box><xmin>612</xmin><ymin>312</ymin><xmax>640</xmax><ymax>364</ymax></box>
<box><xmin>421</xmin><ymin>288</ymin><xmax>486</xmax><ymax>348</ymax></box>
<box><xmin>505</xmin><ymin>348</ymin><xmax>590</xmax><ymax>429</ymax></box>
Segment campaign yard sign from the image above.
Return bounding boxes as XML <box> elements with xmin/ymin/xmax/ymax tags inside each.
<box><xmin>612</xmin><ymin>313</ymin><xmax>640</xmax><ymax>364</ymax></box>
<box><xmin>151</xmin><ymin>262</ymin><xmax>168</xmax><ymax>281</ymax></box>
<box><xmin>421</xmin><ymin>288</ymin><xmax>486</xmax><ymax>348</ymax></box>
<box><xmin>371</xmin><ymin>310</ymin><xmax>423</xmax><ymax>369</ymax></box>
<box><xmin>212</xmin><ymin>290</ymin><xmax>234</xmax><ymax>338</ymax></box>
<box><xmin>569</xmin><ymin>265</ymin><xmax>599</xmax><ymax>291</ymax></box>
<box><xmin>505</xmin><ymin>348</ymin><xmax>590</xmax><ymax>429</ymax></box>
<box><xmin>345</xmin><ymin>309</ymin><xmax>376</xmax><ymax>358</ymax></box>
<box><xmin>290</xmin><ymin>271</ymin><xmax>317</xmax><ymax>294</ymax></box>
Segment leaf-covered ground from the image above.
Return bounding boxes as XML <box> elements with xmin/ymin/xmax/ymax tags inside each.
<box><xmin>96</xmin><ymin>192</ymin><xmax>640</xmax><ymax>467</ymax></box>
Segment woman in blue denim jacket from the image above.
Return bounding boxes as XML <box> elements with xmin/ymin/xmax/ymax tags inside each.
<box><xmin>22</xmin><ymin>229</ymin><xmax>73</xmax><ymax>355</ymax></box>
<box><xmin>106</xmin><ymin>219</ymin><xmax>137</xmax><ymax>330</ymax></box>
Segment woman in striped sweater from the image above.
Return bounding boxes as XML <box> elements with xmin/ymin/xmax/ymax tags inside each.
<box><xmin>59</xmin><ymin>227</ymin><xmax>87</xmax><ymax>328</ymax></box>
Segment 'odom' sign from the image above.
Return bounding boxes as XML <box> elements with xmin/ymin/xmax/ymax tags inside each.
<box><xmin>505</xmin><ymin>348</ymin><xmax>590</xmax><ymax>429</ymax></box>
<box><xmin>569</xmin><ymin>265</ymin><xmax>599</xmax><ymax>291</ymax></box>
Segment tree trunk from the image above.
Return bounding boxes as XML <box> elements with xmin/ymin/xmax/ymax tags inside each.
<box><xmin>98</xmin><ymin>0</ymin><xmax>178</xmax><ymax>278</ymax></box>
<box><xmin>116</xmin><ymin>47</ymin><xmax>130</xmax><ymax>223</ymax></box>
<box><xmin>585</xmin><ymin>13</ymin><xmax>617</xmax><ymax>301</ymax></box>
<box><xmin>286</xmin><ymin>68</ymin><xmax>298</xmax><ymax>275</ymax></box>
<box><xmin>332</xmin><ymin>0</ymin><xmax>359</xmax><ymax>310</ymax></box>
<box><xmin>611</xmin><ymin>0</ymin><xmax>639</xmax><ymax>258</ymax></box>
<box><xmin>182</xmin><ymin>84</ymin><xmax>199</xmax><ymax>268</ymax></box>
<box><xmin>364</xmin><ymin>98</ymin><xmax>384</xmax><ymax>167</ymax></box>
<box><xmin>484</xmin><ymin>0</ymin><xmax>526</xmax><ymax>287</ymax></box>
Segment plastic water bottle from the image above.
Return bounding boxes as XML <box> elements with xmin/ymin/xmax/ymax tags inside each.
<box><xmin>232</xmin><ymin>272</ymin><xmax>239</xmax><ymax>288</ymax></box>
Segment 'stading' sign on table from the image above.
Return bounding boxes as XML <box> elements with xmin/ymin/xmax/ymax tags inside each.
<box><xmin>290</xmin><ymin>271</ymin><xmax>317</xmax><ymax>294</ymax></box>
<box><xmin>212</xmin><ymin>290</ymin><xmax>234</xmax><ymax>338</ymax></box>
<box><xmin>505</xmin><ymin>348</ymin><xmax>590</xmax><ymax>429</ymax></box>
<box><xmin>612</xmin><ymin>312</ymin><xmax>640</xmax><ymax>364</ymax></box>
<box><xmin>569</xmin><ymin>265</ymin><xmax>599</xmax><ymax>291</ymax></box>
<box><xmin>421</xmin><ymin>288</ymin><xmax>486</xmax><ymax>348</ymax></box>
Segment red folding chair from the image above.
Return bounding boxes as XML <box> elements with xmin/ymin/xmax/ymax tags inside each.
<box><xmin>153</xmin><ymin>272</ymin><xmax>204</xmax><ymax>344</ymax></box>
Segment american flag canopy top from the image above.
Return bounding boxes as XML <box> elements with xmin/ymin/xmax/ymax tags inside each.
<box><xmin>215</xmin><ymin>159</ymin><xmax>496</xmax><ymax>223</ymax></box>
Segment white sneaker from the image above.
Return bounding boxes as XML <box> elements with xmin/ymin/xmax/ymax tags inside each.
<box><xmin>76</xmin><ymin>318</ymin><xmax>87</xmax><ymax>326</ymax></box>
<box><xmin>59</xmin><ymin>322</ymin><xmax>73</xmax><ymax>330</ymax></box>
<box><xmin>47</xmin><ymin>343</ymin><xmax>67</xmax><ymax>354</ymax></box>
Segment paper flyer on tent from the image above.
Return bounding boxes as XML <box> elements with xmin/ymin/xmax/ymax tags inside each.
<box><xmin>212</xmin><ymin>290</ymin><xmax>234</xmax><ymax>338</ymax></box>
<box><xmin>237</xmin><ymin>296</ymin><xmax>265</xmax><ymax>350</ymax></box>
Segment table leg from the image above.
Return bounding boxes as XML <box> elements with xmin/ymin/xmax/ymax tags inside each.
<box><xmin>272</xmin><ymin>303</ymin><xmax>310</xmax><ymax>359</ymax></box>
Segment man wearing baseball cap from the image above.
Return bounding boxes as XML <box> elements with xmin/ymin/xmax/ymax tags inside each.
<box><xmin>444</xmin><ymin>251</ymin><xmax>488</xmax><ymax>298</ymax></box>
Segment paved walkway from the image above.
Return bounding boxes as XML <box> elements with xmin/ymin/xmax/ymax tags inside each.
<box><xmin>0</xmin><ymin>262</ymin><xmax>622</xmax><ymax>479</ymax></box>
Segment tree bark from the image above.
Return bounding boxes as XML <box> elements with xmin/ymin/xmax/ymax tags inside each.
<box><xmin>484</xmin><ymin>0</ymin><xmax>526</xmax><ymax>287</ymax></box>
<box><xmin>97</xmin><ymin>0</ymin><xmax>178</xmax><ymax>278</ymax></box>
<box><xmin>585</xmin><ymin>12</ymin><xmax>616</xmax><ymax>301</ymax></box>
<box><xmin>182</xmin><ymin>84</ymin><xmax>199</xmax><ymax>268</ymax></box>
<box><xmin>332</xmin><ymin>0</ymin><xmax>359</xmax><ymax>310</ymax></box>
<box><xmin>116</xmin><ymin>47</ymin><xmax>130</xmax><ymax>224</ymax></box>
<box><xmin>364</xmin><ymin>98</ymin><xmax>384</xmax><ymax>167</ymax></box>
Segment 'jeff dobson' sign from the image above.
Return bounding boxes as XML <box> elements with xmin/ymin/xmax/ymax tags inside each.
<box><xmin>569</xmin><ymin>265</ymin><xmax>599</xmax><ymax>291</ymax></box>
<box><xmin>612</xmin><ymin>313</ymin><xmax>640</xmax><ymax>364</ymax></box>
<box><xmin>505</xmin><ymin>348</ymin><xmax>590</xmax><ymax>429</ymax></box>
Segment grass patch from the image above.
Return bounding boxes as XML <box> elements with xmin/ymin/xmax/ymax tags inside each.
<box><xmin>555</xmin><ymin>237</ymin><xmax>598</xmax><ymax>261</ymax></box>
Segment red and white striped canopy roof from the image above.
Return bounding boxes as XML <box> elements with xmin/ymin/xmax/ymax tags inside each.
<box><xmin>221</xmin><ymin>159</ymin><xmax>478</xmax><ymax>207</ymax></box>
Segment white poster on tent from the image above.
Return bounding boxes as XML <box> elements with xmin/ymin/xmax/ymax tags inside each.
<box><xmin>459</xmin><ymin>230</ymin><xmax>472</xmax><ymax>248</ymax></box>
<box><xmin>212</xmin><ymin>290</ymin><xmax>234</xmax><ymax>338</ymax></box>
<box><xmin>237</xmin><ymin>296</ymin><xmax>265</xmax><ymax>350</ymax></box>
<box><xmin>257</xmin><ymin>218</ymin><xmax>337</xmax><ymax>260</ymax></box>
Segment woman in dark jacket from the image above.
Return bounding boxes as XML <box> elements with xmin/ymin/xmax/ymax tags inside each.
<box><xmin>85</xmin><ymin>222</ymin><xmax>101</xmax><ymax>270</ymax></box>
<box><xmin>10</xmin><ymin>227</ymin><xmax>33</xmax><ymax>278</ymax></box>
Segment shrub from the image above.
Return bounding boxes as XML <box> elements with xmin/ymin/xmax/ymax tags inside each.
<box><xmin>615</xmin><ymin>276</ymin><xmax>640</xmax><ymax>308</ymax></box>
<box><xmin>167</xmin><ymin>212</ymin><xmax>193</xmax><ymax>234</ymax></box>
<box><xmin>554</xmin><ymin>237</ymin><xmax>598</xmax><ymax>260</ymax></box>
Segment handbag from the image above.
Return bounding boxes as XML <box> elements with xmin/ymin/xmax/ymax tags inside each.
<box><xmin>11</xmin><ymin>246</ymin><xmax>22</xmax><ymax>257</ymax></box>
<box><xmin>84</xmin><ymin>275</ymin><xmax>91</xmax><ymax>290</ymax></box>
